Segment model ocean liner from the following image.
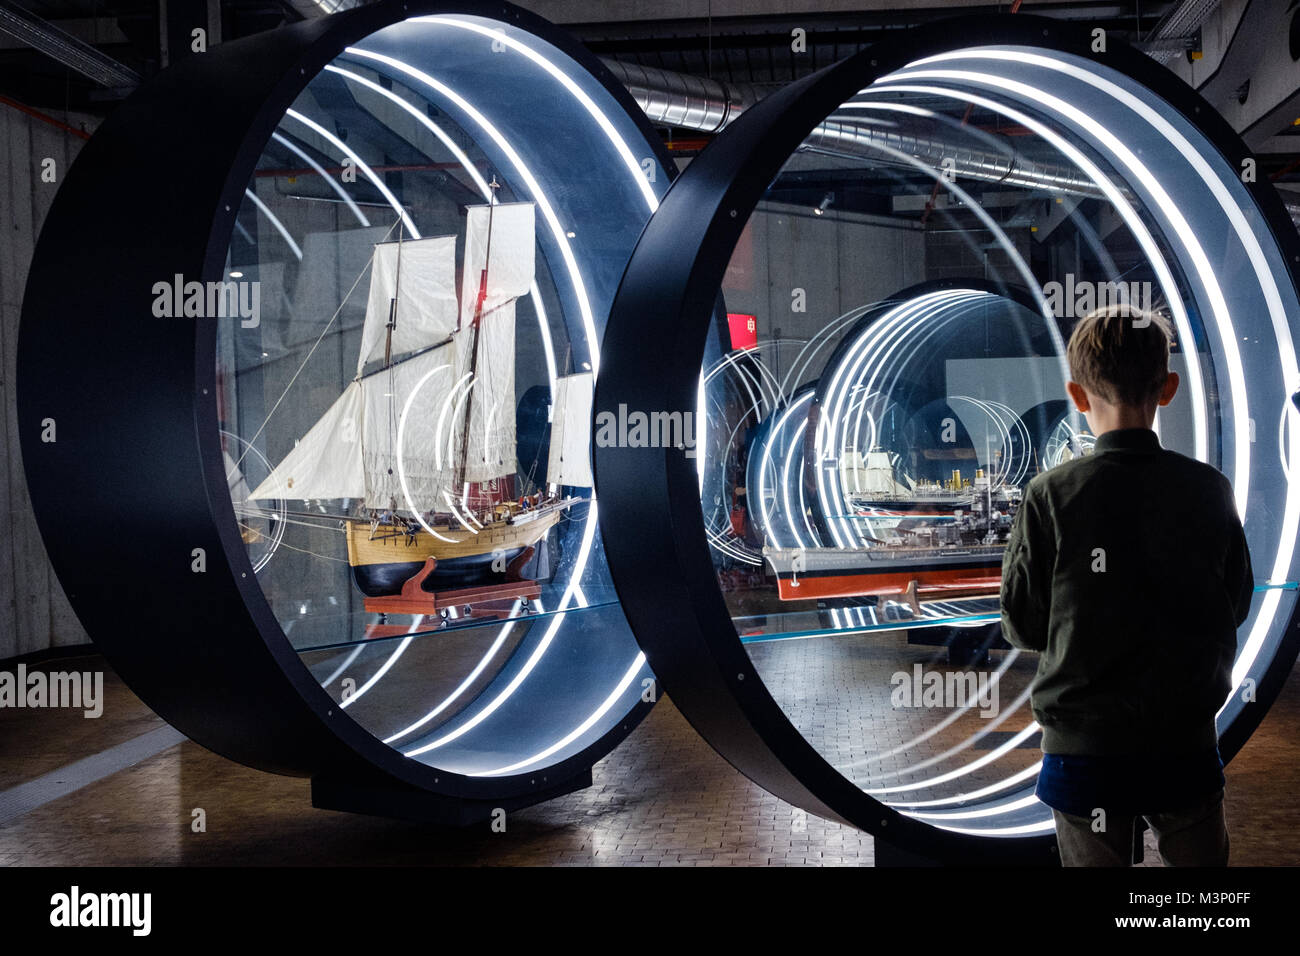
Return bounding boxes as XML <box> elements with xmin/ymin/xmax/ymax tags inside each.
<box><xmin>763</xmin><ymin>451</ymin><xmax>1021</xmax><ymax>604</ymax></box>
<box><xmin>248</xmin><ymin>193</ymin><xmax>586</xmax><ymax>598</ymax></box>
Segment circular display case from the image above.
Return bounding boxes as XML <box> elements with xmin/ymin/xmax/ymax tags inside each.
<box><xmin>595</xmin><ymin>14</ymin><xmax>1300</xmax><ymax>863</ymax></box>
<box><xmin>19</xmin><ymin>0</ymin><xmax>672</xmax><ymax>818</ymax></box>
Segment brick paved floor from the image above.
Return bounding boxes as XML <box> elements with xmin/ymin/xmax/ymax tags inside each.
<box><xmin>0</xmin><ymin>650</ymin><xmax>1295</xmax><ymax>866</ymax></box>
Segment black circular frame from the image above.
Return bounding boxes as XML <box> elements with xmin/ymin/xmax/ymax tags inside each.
<box><xmin>17</xmin><ymin>0</ymin><xmax>674</xmax><ymax>818</ymax></box>
<box><xmin>594</xmin><ymin>13</ymin><xmax>1300</xmax><ymax>864</ymax></box>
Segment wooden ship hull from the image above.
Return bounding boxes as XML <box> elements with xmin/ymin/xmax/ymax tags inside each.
<box><xmin>345</xmin><ymin>507</ymin><xmax>564</xmax><ymax>596</ymax></box>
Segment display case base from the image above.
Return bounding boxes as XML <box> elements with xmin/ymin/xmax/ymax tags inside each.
<box><xmin>311</xmin><ymin>768</ymin><xmax>594</xmax><ymax>826</ymax></box>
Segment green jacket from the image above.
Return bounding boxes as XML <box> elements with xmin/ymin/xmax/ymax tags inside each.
<box><xmin>1000</xmin><ymin>427</ymin><xmax>1253</xmax><ymax>756</ymax></box>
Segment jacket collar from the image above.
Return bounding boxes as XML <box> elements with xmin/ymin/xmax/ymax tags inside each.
<box><xmin>1094</xmin><ymin>427</ymin><xmax>1162</xmax><ymax>454</ymax></box>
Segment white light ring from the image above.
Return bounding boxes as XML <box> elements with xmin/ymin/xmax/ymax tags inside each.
<box><xmin>472</xmin><ymin>651</ymin><xmax>648</xmax><ymax>775</ymax></box>
<box><xmin>284</xmin><ymin>108</ymin><xmax>417</xmax><ymax>237</ymax></box>
<box><xmin>242</xmin><ymin>188</ymin><xmax>304</xmax><ymax>260</ymax></box>
<box><xmin>817</xmin><ymin>290</ymin><xmax>986</xmax><ymax>547</ymax></box>
<box><xmin>816</xmin><ymin>293</ymin><xmax>959</xmax><ymax>547</ymax></box>
<box><xmin>871</xmin><ymin>66</ymin><xmax>1293</xmax><ymax>729</ymax></box>
<box><xmin>863</xmin><ymin>722</ymin><xmax>1041</xmax><ymax>795</ymax></box>
<box><xmin>867</xmin><ymin>74</ymin><xmax>1217</xmax><ymax>476</ymax></box>
<box><xmin>333</xmin><ymin>47</ymin><xmax>662</xmax><ymax>772</ymax></box>
<box><xmin>409</xmin><ymin>16</ymin><xmax>660</xmax><ymax>215</ymax></box>
<box><xmin>269</xmin><ymin>131</ymin><xmax>371</xmax><ymax>227</ymax></box>
<box><xmin>383</xmin><ymin>609</ymin><xmax>522</xmax><ymax>743</ymax></box>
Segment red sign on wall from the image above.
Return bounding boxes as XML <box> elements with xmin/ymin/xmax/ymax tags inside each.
<box><xmin>727</xmin><ymin>313</ymin><xmax>758</xmax><ymax>351</ymax></box>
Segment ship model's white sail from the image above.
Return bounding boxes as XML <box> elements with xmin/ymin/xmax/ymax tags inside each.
<box><xmin>248</xmin><ymin>203</ymin><xmax>535</xmax><ymax>515</ymax></box>
<box><xmin>360</xmin><ymin>342</ymin><xmax>461</xmax><ymax>510</ymax></box>
<box><xmin>840</xmin><ymin>451</ymin><xmax>913</xmax><ymax>496</ymax></box>
<box><xmin>547</xmin><ymin>372</ymin><xmax>594</xmax><ymax>488</ymax></box>
<box><xmin>457</xmin><ymin>202</ymin><xmax>534</xmax><ymax>485</ymax></box>
<box><xmin>250</xmin><ymin>381</ymin><xmax>366</xmax><ymax>502</ymax></box>
<box><xmin>245</xmin><ymin>343</ymin><xmax>463</xmax><ymax>510</ymax></box>
<box><xmin>356</xmin><ymin>235</ymin><xmax>458</xmax><ymax>375</ymax></box>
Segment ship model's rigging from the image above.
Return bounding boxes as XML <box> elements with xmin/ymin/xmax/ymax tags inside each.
<box><xmin>238</xmin><ymin>182</ymin><xmax>592</xmax><ymax>605</ymax></box>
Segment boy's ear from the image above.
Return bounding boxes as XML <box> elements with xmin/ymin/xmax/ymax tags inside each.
<box><xmin>1066</xmin><ymin>380</ymin><xmax>1091</xmax><ymax>413</ymax></box>
<box><xmin>1156</xmin><ymin>371</ymin><xmax>1179</xmax><ymax>407</ymax></box>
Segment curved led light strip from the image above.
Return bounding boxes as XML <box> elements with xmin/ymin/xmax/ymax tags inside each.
<box><xmin>345</xmin><ymin>47</ymin><xmax>600</xmax><ymax>373</ymax></box>
<box><xmin>863</xmin><ymin>722</ymin><xmax>1040</xmax><ymax>796</ymax></box>
<box><xmin>242</xmin><ymin>188</ymin><xmax>304</xmax><ymax>260</ymax></box>
<box><xmin>403</xmin><ymin>498</ymin><xmax>605</xmax><ymax>758</ymax></box>
<box><xmin>701</xmin><ymin>348</ymin><xmax>787</xmax><ymax>562</ymax></box>
<box><xmin>905</xmin><ymin>792</ymin><xmax>1041</xmax><ymax>822</ymax></box>
<box><xmin>822</xmin><ymin>102</ymin><xmax>1059</xmax><ymax>327</ymax></box>
<box><xmin>338</xmin><ymin>629</ymin><xmax>418</xmax><ymax>709</ymax></box>
<box><xmin>319</xmin><ymin>642</ymin><xmax>366</xmax><ymax>689</ymax></box>
<box><xmin>865</xmin><ymin>76</ymin><xmax>1215</xmax><ymax>471</ymax></box>
<box><xmin>839</xmin><ymin>651</ymin><xmax>1025</xmax><ymax>771</ymax></box>
<box><xmin>848</xmin><ymin>67</ymin><xmax>1276</xmax><ymax>825</ymax></box>
<box><xmin>269</xmin><ymin>131</ymin><xmax>371</xmax><ymax>227</ymax></box>
<box><xmin>870</xmin><ymin>688</ymin><xmax>1036</xmax><ymax>786</ymax></box>
<box><xmin>408</xmin><ymin>16</ymin><xmax>659</xmax><ymax>215</ymax></box>
<box><xmin>795</xmin><ymin>113</ymin><xmax>1211</xmax><ymax>822</ymax></box>
<box><xmin>239</xmin><ymin>35</ymin><xmax>660</xmax><ymax>774</ymax></box>
<box><xmin>816</xmin><ymin>290</ymin><xmax>988</xmax><ymax>548</ymax></box>
<box><xmin>285</xmin><ymin>108</ymin><xmax>417</xmax><ymax>236</ymax></box>
<box><xmin>887</xmin><ymin>760</ymin><xmax>1042</xmax><ymax>809</ymax></box>
<box><xmin>396</xmin><ymin>359</ymin><xmax>461</xmax><ymax>543</ymax></box>
<box><xmin>782</xmin><ymin>306</ymin><xmax>876</xmax><ymax>396</ymax></box>
<box><xmin>819</xmin><ymin>291</ymin><xmax>980</xmax><ymax>547</ymax></box>
<box><xmin>332</xmin><ymin>43</ymin><xmax>662</xmax><ymax>769</ymax></box>
<box><xmin>766</xmin><ymin>408</ymin><xmax>815</xmax><ymax>550</ymax></box>
<box><xmin>323</xmin><ymin>63</ymin><xmax>559</xmax><ymax>395</ymax></box>
<box><xmin>474</xmin><ymin>651</ymin><xmax>648</xmax><ymax>775</ymax></box>
<box><xmin>382</xmin><ymin>609</ymin><xmax>521</xmax><ymax>743</ymax></box>
<box><xmin>873</xmin><ymin>58</ymin><xmax>1295</xmax><ymax>715</ymax></box>
<box><xmin>756</xmin><ymin>289</ymin><xmax>1056</xmax><ymax>827</ymax></box>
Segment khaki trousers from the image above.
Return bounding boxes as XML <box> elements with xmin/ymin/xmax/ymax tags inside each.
<box><xmin>1051</xmin><ymin>788</ymin><xmax>1229</xmax><ymax>867</ymax></box>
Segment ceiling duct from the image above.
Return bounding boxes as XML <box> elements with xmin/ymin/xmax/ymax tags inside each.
<box><xmin>604</xmin><ymin>56</ymin><xmax>1105</xmax><ymax>198</ymax></box>
<box><xmin>0</xmin><ymin>0</ymin><xmax>139</xmax><ymax>87</ymax></box>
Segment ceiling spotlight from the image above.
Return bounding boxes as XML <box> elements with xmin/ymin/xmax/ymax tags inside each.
<box><xmin>814</xmin><ymin>192</ymin><xmax>834</xmax><ymax>215</ymax></box>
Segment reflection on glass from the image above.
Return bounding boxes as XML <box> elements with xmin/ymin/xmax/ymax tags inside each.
<box><xmin>216</xmin><ymin>15</ymin><xmax>663</xmax><ymax>778</ymax></box>
<box><xmin>697</xmin><ymin>65</ymin><xmax>1254</xmax><ymax>836</ymax></box>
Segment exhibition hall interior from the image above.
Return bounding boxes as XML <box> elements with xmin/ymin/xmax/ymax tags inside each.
<box><xmin>1</xmin><ymin>0</ymin><xmax>1299</xmax><ymax>872</ymax></box>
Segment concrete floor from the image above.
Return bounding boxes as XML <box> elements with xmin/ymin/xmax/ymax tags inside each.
<box><xmin>0</xmin><ymin>650</ymin><xmax>1296</xmax><ymax>866</ymax></box>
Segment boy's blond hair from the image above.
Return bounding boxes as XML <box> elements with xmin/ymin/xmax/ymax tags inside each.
<box><xmin>1066</xmin><ymin>304</ymin><xmax>1174</xmax><ymax>407</ymax></box>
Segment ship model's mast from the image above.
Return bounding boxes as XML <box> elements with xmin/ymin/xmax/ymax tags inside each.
<box><xmin>383</xmin><ymin>219</ymin><xmax>404</xmax><ymax>371</ymax></box>
<box><xmin>381</xmin><ymin>219</ymin><xmax>405</xmax><ymax>515</ymax></box>
<box><xmin>454</xmin><ymin>178</ymin><xmax>499</xmax><ymax>506</ymax></box>
<box><xmin>246</xmin><ymin>194</ymin><xmax>555</xmax><ymax>524</ymax></box>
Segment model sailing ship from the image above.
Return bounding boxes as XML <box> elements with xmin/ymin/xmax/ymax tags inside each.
<box><xmin>248</xmin><ymin>190</ymin><xmax>587</xmax><ymax>600</ymax></box>
<box><xmin>763</xmin><ymin>451</ymin><xmax>1022</xmax><ymax>605</ymax></box>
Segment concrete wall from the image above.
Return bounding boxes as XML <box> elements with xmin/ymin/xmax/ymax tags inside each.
<box><xmin>0</xmin><ymin>104</ymin><xmax>98</xmax><ymax>659</ymax></box>
<box><xmin>722</xmin><ymin>200</ymin><xmax>926</xmax><ymax>346</ymax></box>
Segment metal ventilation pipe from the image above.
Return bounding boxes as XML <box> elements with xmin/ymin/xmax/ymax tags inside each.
<box><xmin>600</xmin><ymin>59</ymin><xmax>762</xmax><ymax>133</ymax></box>
<box><xmin>807</xmin><ymin>119</ymin><xmax>1105</xmax><ymax>197</ymax></box>
<box><xmin>0</xmin><ymin>0</ymin><xmax>139</xmax><ymax>87</ymax></box>
<box><xmin>603</xmin><ymin>57</ymin><xmax>1104</xmax><ymax>198</ymax></box>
